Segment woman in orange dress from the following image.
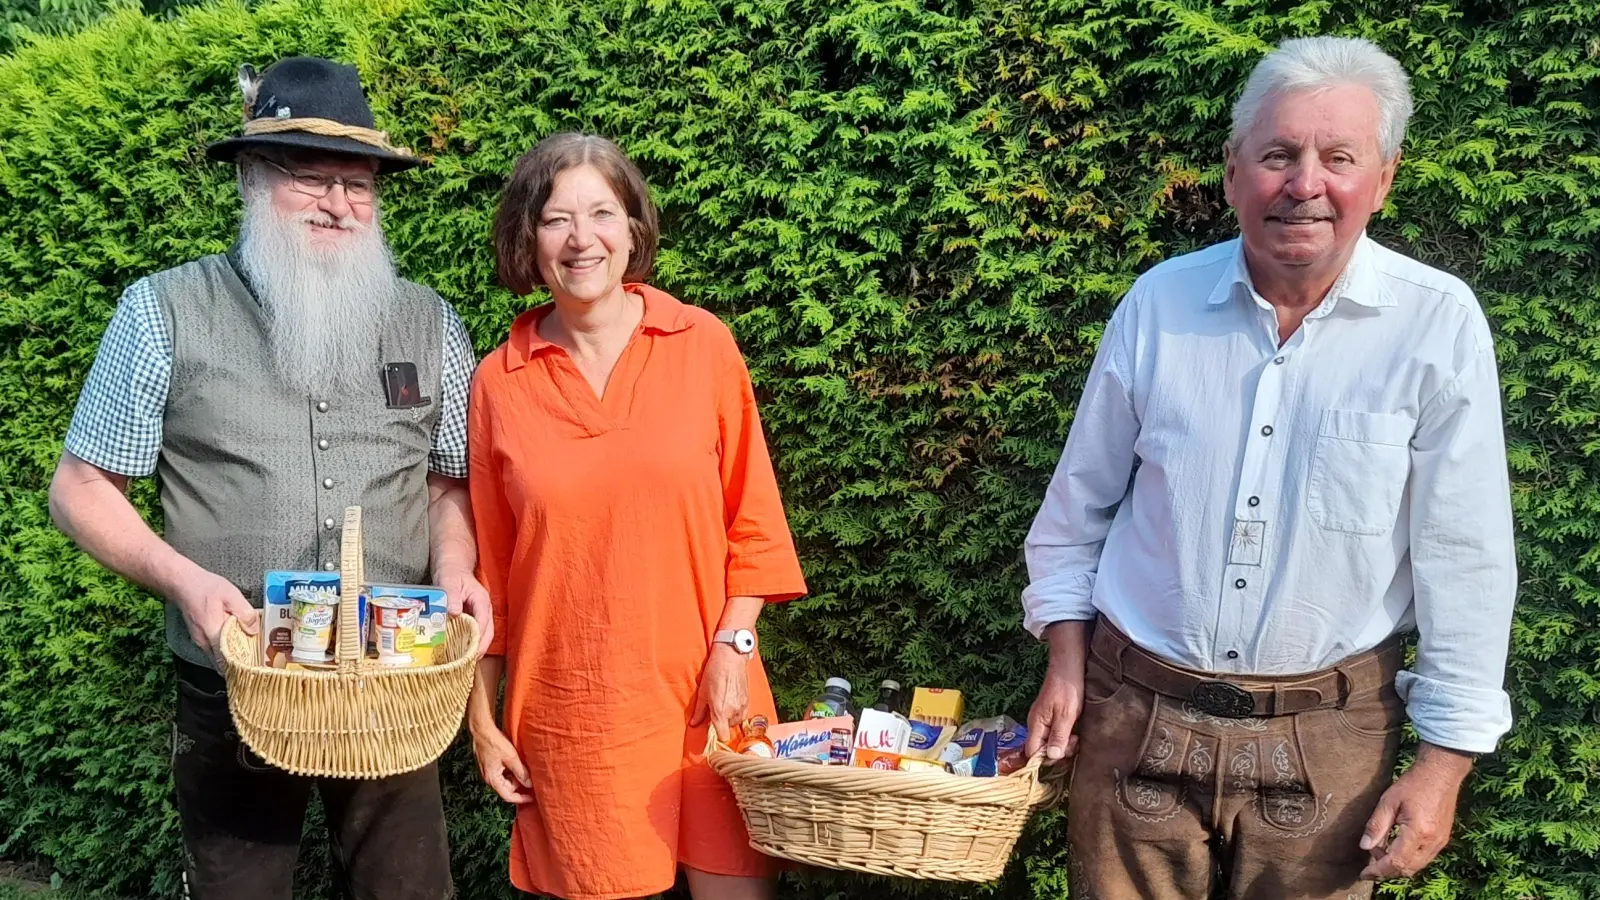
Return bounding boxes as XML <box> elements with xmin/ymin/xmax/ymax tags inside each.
<box><xmin>466</xmin><ymin>133</ymin><xmax>807</xmax><ymax>900</ymax></box>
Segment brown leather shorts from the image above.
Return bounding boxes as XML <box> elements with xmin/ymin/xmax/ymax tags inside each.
<box><xmin>1066</xmin><ymin>617</ymin><xmax>1407</xmax><ymax>900</ymax></box>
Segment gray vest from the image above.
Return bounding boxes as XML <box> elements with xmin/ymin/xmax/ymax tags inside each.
<box><xmin>150</xmin><ymin>253</ymin><xmax>442</xmax><ymax>668</ymax></box>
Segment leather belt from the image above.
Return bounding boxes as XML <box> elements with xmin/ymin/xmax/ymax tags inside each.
<box><xmin>1089</xmin><ymin>615</ymin><xmax>1404</xmax><ymax>718</ymax></box>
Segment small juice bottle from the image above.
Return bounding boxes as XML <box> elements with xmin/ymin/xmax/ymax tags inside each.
<box><xmin>734</xmin><ymin>716</ymin><xmax>776</xmax><ymax>757</ymax></box>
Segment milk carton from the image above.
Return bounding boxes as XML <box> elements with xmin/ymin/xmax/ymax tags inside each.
<box><xmin>261</xmin><ymin>571</ymin><xmax>363</xmax><ymax>669</ymax></box>
<box><xmin>852</xmin><ymin>709</ymin><xmax>911</xmax><ymax>754</ymax></box>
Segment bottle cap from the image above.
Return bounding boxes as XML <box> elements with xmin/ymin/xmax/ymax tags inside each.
<box><xmin>881</xmin><ymin>679</ymin><xmax>901</xmax><ymax>691</ymax></box>
<box><xmin>825</xmin><ymin>677</ymin><xmax>852</xmax><ymax>693</ymax></box>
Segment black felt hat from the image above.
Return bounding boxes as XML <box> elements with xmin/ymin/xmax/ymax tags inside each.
<box><xmin>206</xmin><ymin>57</ymin><xmax>425</xmax><ymax>173</ymax></box>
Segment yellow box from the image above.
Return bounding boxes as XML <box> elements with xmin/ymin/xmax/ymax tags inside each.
<box><xmin>909</xmin><ymin>687</ymin><xmax>965</xmax><ymax>728</ymax></box>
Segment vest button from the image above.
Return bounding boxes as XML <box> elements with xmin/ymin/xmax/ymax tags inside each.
<box><xmin>323</xmin><ymin>518</ymin><xmax>335</xmax><ymax>530</ymax></box>
<box><xmin>322</xmin><ymin>562</ymin><xmax>336</xmax><ymax>571</ymax></box>
<box><xmin>318</xmin><ymin>439</ymin><xmax>330</xmax><ymax>451</ymax></box>
<box><xmin>316</xmin><ymin>401</ymin><xmax>329</xmax><ymax>413</ymax></box>
<box><xmin>322</xmin><ymin>478</ymin><xmax>334</xmax><ymax>489</ymax></box>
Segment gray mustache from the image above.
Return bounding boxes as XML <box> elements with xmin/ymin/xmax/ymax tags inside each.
<box><xmin>1268</xmin><ymin>203</ymin><xmax>1335</xmax><ymax>220</ymax></box>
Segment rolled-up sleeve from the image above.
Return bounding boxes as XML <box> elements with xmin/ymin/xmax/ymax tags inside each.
<box><xmin>467</xmin><ymin>368</ymin><xmax>513</xmax><ymax>656</ymax></box>
<box><xmin>716</xmin><ymin>335</ymin><xmax>807</xmax><ymax>603</ymax></box>
<box><xmin>1022</xmin><ymin>296</ymin><xmax>1141</xmax><ymax>638</ymax></box>
<box><xmin>1394</xmin><ymin>330</ymin><xmax>1517</xmax><ymax>754</ymax></box>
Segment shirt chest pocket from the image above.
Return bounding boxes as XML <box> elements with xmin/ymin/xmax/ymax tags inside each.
<box><xmin>1306</xmin><ymin>409</ymin><xmax>1415</xmax><ymax>536</ymax></box>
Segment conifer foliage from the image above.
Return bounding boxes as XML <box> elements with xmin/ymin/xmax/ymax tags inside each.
<box><xmin>1</xmin><ymin>0</ymin><xmax>1596</xmax><ymax>897</ymax></box>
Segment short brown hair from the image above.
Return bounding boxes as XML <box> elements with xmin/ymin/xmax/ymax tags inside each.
<box><xmin>492</xmin><ymin>133</ymin><xmax>659</xmax><ymax>295</ymax></box>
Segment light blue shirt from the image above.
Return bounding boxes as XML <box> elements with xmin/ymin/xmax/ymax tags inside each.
<box><xmin>1022</xmin><ymin>235</ymin><xmax>1517</xmax><ymax>754</ymax></box>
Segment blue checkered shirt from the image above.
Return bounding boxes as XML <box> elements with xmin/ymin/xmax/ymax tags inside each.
<box><xmin>65</xmin><ymin>277</ymin><xmax>474</xmax><ymax>479</ymax></box>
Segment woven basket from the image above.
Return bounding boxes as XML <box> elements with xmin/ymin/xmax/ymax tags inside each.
<box><xmin>218</xmin><ymin>506</ymin><xmax>478</xmax><ymax>779</ymax></box>
<box><xmin>707</xmin><ymin>733</ymin><xmax>1065</xmax><ymax>881</ymax></box>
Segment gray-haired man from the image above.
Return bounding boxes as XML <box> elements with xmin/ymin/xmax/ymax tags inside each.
<box><xmin>1022</xmin><ymin>37</ymin><xmax>1516</xmax><ymax>899</ymax></box>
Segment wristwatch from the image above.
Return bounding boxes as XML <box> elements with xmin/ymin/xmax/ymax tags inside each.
<box><xmin>713</xmin><ymin>628</ymin><xmax>757</xmax><ymax>657</ymax></box>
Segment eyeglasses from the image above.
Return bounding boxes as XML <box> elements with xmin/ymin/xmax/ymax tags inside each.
<box><xmin>256</xmin><ymin>156</ymin><xmax>377</xmax><ymax>203</ymax></box>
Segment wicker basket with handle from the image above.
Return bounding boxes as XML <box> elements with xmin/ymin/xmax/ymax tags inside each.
<box><xmin>218</xmin><ymin>506</ymin><xmax>478</xmax><ymax>779</ymax></box>
<box><xmin>706</xmin><ymin>732</ymin><xmax>1064</xmax><ymax>881</ymax></box>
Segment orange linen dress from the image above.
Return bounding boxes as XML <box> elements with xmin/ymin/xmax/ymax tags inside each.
<box><xmin>468</xmin><ymin>284</ymin><xmax>807</xmax><ymax>900</ymax></box>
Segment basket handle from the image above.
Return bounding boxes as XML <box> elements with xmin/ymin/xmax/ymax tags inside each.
<box><xmin>336</xmin><ymin>506</ymin><xmax>367</xmax><ymax>672</ymax></box>
<box><xmin>1026</xmin><ymin>752</ymin><xmax>1070</xmax><ymax>809</ymax></box>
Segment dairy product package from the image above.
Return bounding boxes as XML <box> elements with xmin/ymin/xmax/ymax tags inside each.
<box><xmin>996</xmin><ymin>719</ymin><xmax>1030</xmax><ymax>775</ymax></box>
<box><xmin>850</xmin><ymin>748</ymin><xmax>908</xmax><ymax>771</ymax></box>
<box><xmin>948</xmin><ymin>727</ymin><xmax>997</xmax><ymax>777</ymax></box>
<box><xmin>289</xmin><ymin>584</ymin><xmax>340</xmax><ymax>664</ymax></box>
<box><xmin>767</xmin><ymin>716</ymin><xmax>854</xmax><ymax>764</ymax></box>
<box><xmin>852</xmin><ymin>709</ymin><xmax>910</xmax><ymax>755</ymax></box>
<box><xmin>262</xmin><ymin>571</ymin><xmax>360</xmax><ymax>669</ymax></box>
<box><xmin>902</xmin><ymin>720</ymin><xmax>958</xmax><ymax>762</ymax></box>
<box><xmin>366</xmin><ymin>584</ymin><xmax>449</xmax><ymax>666</ymax></box>
<box><xmin>947</xmin><ymin>716</ymin><xmax>1028</xmax><ymax>777</ymax></box>
<box><xmin>908</xmin><ymin>687</ymin><xmax>965</xmax><ymax>728</ymax></box>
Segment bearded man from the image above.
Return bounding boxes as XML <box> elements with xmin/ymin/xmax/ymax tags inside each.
<box><xmin>48</xmin><ymin>57</ymin><xmax>489</xmax><ymax>900</ymax></box>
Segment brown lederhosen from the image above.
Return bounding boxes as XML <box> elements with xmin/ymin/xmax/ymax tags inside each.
<box><xmin>1067</xmin><ymin>616</ymin><xmax>1407</xmax><ymax>900</ymax></box>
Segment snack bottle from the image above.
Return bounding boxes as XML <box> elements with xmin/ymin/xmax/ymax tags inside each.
<box><xmin>806</xmin><ymin>677</ymin><xmax>854</xmax><ymax>719</ymax></box>
<box><xmin>734</xmin><ymin>716</ymin><xmax>776</xmax><ymax>757</ymax></box>
<box><xmin>870</xmin><ymin>679</ymin><xmax>904</xmax><ymax>714</ymax></box>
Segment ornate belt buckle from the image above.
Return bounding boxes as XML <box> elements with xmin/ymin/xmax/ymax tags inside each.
<box><xmin>1191</xmin><ymin>680</ymin><xmax>1255</xmax><ymax>718</ymax></box>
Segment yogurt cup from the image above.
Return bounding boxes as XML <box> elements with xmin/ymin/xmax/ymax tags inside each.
<box><xmin>289</xmin><ymin>583</ymin><xmax>340</xmax><ymax>664</ymax></box>
<box><xmin>371</xmin><ymin>595</ymin><xmax>419</xmax><ymax>666</ymax></box>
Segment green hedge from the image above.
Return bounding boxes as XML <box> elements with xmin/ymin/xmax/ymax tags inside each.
<box><xmin>0</xmin><ymin>1</ymin><xmax>202</xmax><ymax>54</ymax></box>
<box><xmin>2</xmin><ymin>0</ymin><xmax>1597</xmax><ymax>897</ymax></box>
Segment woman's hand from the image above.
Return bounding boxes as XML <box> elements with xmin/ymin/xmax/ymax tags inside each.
<box><xmin>689</xmin><ymin>644</ymin><xmax>750</xmax><ymax>743</ymax></box>
<box><xmin>470</xmin><ymin>720</ymin><xmax>534</xmax><ymax>805</ymax></box>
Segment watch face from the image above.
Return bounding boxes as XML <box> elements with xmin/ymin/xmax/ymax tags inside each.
<box><xmin>734</xmin><ymin>630</ymin><xmax>756</xmax><ymax>653</ymax></box>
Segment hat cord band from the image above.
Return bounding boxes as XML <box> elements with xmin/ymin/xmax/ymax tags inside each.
<box><xmin>241</xmin><ymin>116</ymin><xmax>415</xmax><ymax>158</ymax></box>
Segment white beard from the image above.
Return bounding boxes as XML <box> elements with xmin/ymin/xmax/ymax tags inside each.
<box><xmin>236</xmin><ymin>185</ymin><xmax>398</xmax><ymax>398</ymax></box>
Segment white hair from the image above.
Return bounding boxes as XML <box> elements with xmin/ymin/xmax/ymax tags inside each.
<box><xmin>235</xmin><ymin>158</ymin><xmax>399</xmax><ymax>397</ymax></box>
<box><xmin>1230</xmin><ymin>36</ymin><xmax>1413</xmax><ymax>160</ymax></box>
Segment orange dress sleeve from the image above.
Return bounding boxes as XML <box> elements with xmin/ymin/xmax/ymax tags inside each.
<box><xmin>715</xmin><ymin>337</ymin><xmax>807</xmax><ymax>602</ymax></box>
<box><xmin>467</xmin><ymin>361</ymin><xmax>514</xmax><ymax>656</ymax></box>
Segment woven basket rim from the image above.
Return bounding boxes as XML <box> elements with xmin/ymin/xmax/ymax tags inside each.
<box><xmin>706</xmin><ymin>734</ymin><xmax>1062</xmax><ymax>807</ymax></box>
<box><xmin>220</xmin><ymin>613</ymin><xmax>479</xmax><ymax>679</ymax></box>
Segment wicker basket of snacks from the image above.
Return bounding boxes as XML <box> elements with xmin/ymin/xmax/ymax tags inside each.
<box><xmin>706</xmin><ymin>686</ymin><xmax>1064</xmax><ymax>881</ymax></box>
<box><xmin>218</xmin><ymin>506</ymin><xmax>478</xmax><ymax>779</ymax></box>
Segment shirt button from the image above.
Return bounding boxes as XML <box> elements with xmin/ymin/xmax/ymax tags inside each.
<box><xmin>1260</xmin><ymin>425</ymin><xmax>1274</xmax><ymax>436</ymax></box>
<box><xmin>323</xmin><ymin>518</ymin><xmax>335</xmax><ymax>530</ymax></box>
<box><xmin>322</xmin><ymin>478</ymin><xmax>334</xmax><ymax>489</ymax></box>
<box><xmin>1248</xmin><ymin>496</ymin><xmax>1260</xmax><ymax>507</ymax></box>
<box><xmin>316</xmin><ymin>401</ymin><xmax>329</xmax><ymax>413</ymax></box>
<box><xmin>318</xmin><ymin>439</ymin><xmax>330</xmax><ymax>451</ymax></box>
<box><xmin>322</xmin><ymin>562</ymin><xmax>336</xmax><ymax>572</ymax></box>
<box><xmin>1227</xmin><ymin>650</ymin><xmax>1240</xmax><ymax>660</ymax></box>
<box><xmin>1234</xmin><ymin>578</ymin><xmax>1247</xmax><ymax>589</ymax></box>
<box><xmin>1273</xmin><ymin>356</ymin><xmax>1285</xmax><ymax>365</ymax></box>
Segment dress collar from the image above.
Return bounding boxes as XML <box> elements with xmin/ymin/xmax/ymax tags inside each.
<box><xmin>505</xmin><ymin>283</ymin><xmax>695</xmax><ymax>371</ymax></box>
